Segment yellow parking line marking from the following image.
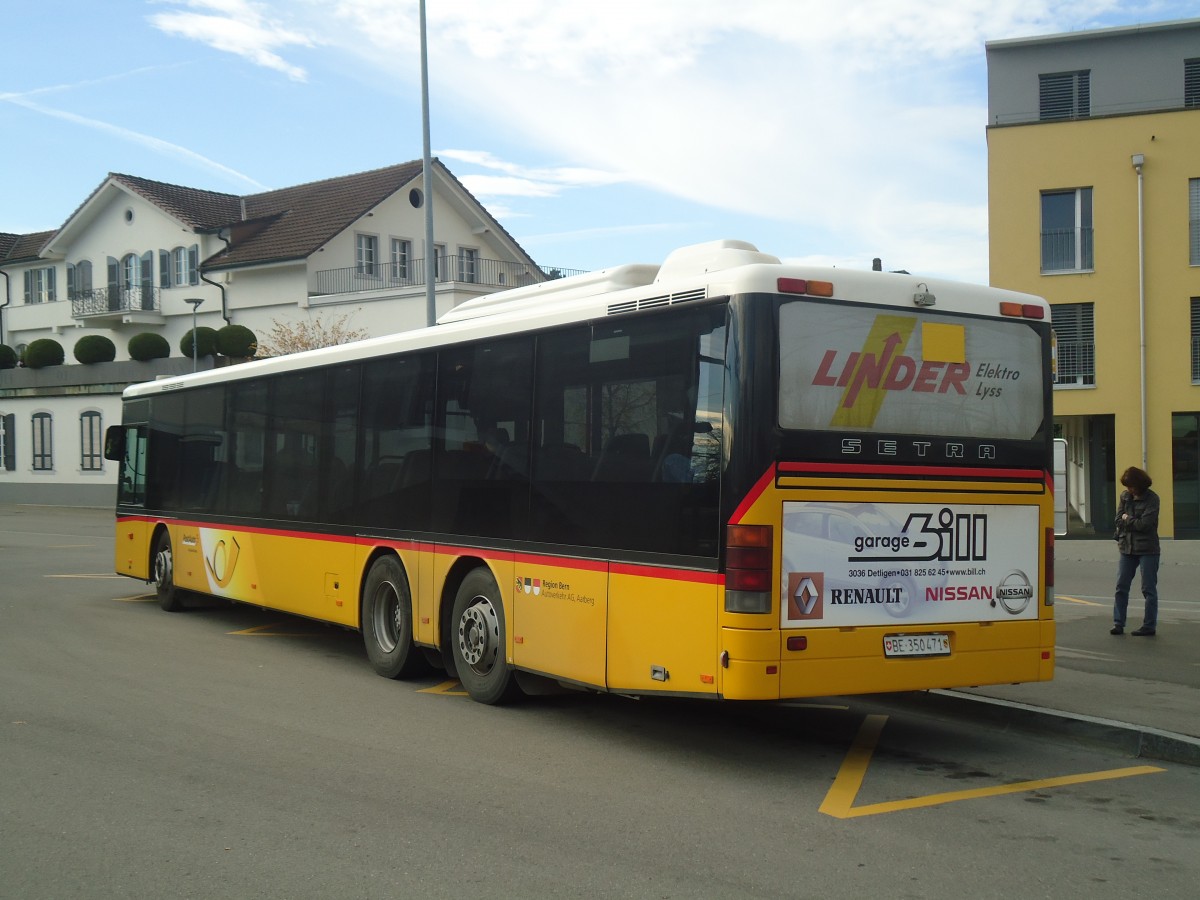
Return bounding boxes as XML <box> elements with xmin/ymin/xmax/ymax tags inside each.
<box><xmin>118</xmin><ymin>594</ymin><xmax>156</xmax><ymax>603</ymax></box>
<box><xmin>227</xmin><ymin>622</ymin><xmax>326</xmax><ymax>637</ymax></box>
<box><xmin>820</xmin><ymin>714</ymin><xmax>1164</xmax><ymax>819</ymax></box>
<box><xmin>1059</xmin><ymin>594</ymin><xmax>1104</xmax><ymax>607</ymax></box>
<box><xmin>419</xmin><ymin>680</ymin><xmax>469</xmax><ymax>696</ymax></box>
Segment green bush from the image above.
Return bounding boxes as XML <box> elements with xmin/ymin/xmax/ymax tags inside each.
<box><xmin>180</xmin><ymin>326</ymin><xmax>218</xmax><ymax>359</ymax></box>
<box><xmin>0</xmin><ymin>344</ymin><xmax>17</xmax><ymax>369</ymax></box>
<box><xmin>216</xmin><ymin>324</ymin><xmax>258</xmax><ymax>358</ymax></box>
<box><xmin>23</xmin><ymin>338</ymin><xmax>65</xmax><ymax>369</ymax></box>
<box><xmin>128</xmin><ymin>332</ymin><xmax>171</xmax><ymax>361</ymax></box>
<box><xmin>73</xmin><ymin>334</ymin><xmax>117</xmax><ymax>364</ymax></box>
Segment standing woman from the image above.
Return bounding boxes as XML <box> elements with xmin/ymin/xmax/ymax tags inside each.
<box><xmin>1111</xmin><ymin>466</ymin><xmax>1161</xmax><ymax>636</ymax></box>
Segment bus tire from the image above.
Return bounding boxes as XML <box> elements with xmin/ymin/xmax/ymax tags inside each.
<box><xmin>451</xmin><ymin>568</ymin><xmax>518</xmax><ymax>705</ymax></box>
<box><xmin>362</xmin><ymin>555</ymin><xmax>422</xmax><ymax>679</ymax></box>
<box><xmin>153</xmin><ymin>530</ymin><xmax>185</xmax><ymax>612</ymax></box>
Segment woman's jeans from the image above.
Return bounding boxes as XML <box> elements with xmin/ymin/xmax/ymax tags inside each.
<box><xmin>1114</xmin><ymin>552</ymin><xmax>1160</xmax><ymax>630</ymax></box>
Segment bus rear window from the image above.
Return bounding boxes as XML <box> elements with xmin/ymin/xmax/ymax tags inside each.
<box><xmin>778</xmin><ymin>301</ymin><xmax>1044</xmax><ymax>440</ymax></box>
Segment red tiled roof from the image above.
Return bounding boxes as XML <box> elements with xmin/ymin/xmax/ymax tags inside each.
<box><xmin>1</xmin><ymin>231</ymin><xmax>56</xmax><ymax>264</ymax></box>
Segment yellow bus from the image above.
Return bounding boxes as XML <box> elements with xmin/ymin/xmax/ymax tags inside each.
<box><xmin>105</xmin><ymin>239</ymin><xmax>1055</xmax><ymax>704</ymax></box>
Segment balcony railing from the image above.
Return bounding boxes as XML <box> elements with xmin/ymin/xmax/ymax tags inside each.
<box><xmin>70</xmin><ymin>287</ymin><xmax>161</xmax><ymax>318</ymax></box>
<box><xmin>1055</xmin><ymin>339</ymin><xmax>1095</xmax><ymax>386</ymax></box>
<box><xmin>311</xmin><ymin>255</ymin><xmax>584</xmax><ymax>297</ymax></box>
<box><xmin>1041</xmin><ymin>228</ymin><xmax>1094</xmax><ymax>273</ymax></box>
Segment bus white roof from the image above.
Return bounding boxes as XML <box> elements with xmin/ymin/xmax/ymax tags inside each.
<box><xmin>124</xmin><ymin>239</ymin><xmax>1047</xmax><ymax>399</ymax></box>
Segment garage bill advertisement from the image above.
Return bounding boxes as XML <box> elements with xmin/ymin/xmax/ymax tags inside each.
<box><xmin>781</xmin><ymin>501</ymin><xmax>1040</xmax><ymax>628</ymax></box>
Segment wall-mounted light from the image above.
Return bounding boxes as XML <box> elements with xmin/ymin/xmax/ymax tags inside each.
<box><xmin>1131</xmin><ymin>153</ymin><xmax>1145</xmax><ymax>171</ymax></box>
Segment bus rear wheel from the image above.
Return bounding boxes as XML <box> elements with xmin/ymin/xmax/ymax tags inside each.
<box><xmin>362</xmin><ymin>555</ymin><xmax>422</xmax><ymax>679</ymax></box>
<box><xmin>153</xmin><ymin>530</ymin><xmax>185</xmax><ymax>612</ymax></box>
<box><xmin>451</xmin><ymin>569</ymin><xmax>518</xmax><ymax>705</ymax></box>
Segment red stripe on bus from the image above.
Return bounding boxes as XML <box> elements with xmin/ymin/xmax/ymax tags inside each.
<box><xmin>728</xmin><ymin>465</ymin><xmax>777</xmax><ymax>524</ymax></box>
<box><xmin>609</xmin><ymin>563</ymin><xmax>723</xmax><ymax>584</ymax></box>
<box><xmin>777</xmin><ymin>461</ymin><xmax>1043</xmax><ymax>480</ymax></box>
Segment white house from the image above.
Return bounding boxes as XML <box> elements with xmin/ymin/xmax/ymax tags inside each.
<box><xmin>0</xmin><ymin>160</ymin><xmax>563</xmax><ymax>505</ymax></box>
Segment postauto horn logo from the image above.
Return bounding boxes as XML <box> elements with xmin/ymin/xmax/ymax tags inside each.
<box><xmin>993</xmin><ymin>570</ymin><xmax>1033</xmax><ymax>615</ymax></box>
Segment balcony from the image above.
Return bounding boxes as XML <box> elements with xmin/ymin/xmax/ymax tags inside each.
<box><xmin>1055</xmin><ymin>339</ymin><xmax>1095</xmax><ymax>387</ymax></box>
<box><xmin>70</xmin><ymin>287</ymin><xmax>162</xmax><ymax>324</ymax></box>
<box><xmin>311</xmin><ymin>255</ymin><xmax>584</xmax><ymax>297</ymax></box>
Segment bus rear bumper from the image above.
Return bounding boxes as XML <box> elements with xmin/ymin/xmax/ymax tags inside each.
<box><xmin>719</xmin><ymin>620</ymin><xmax>1055</xmax><ymax>701</ymax></box>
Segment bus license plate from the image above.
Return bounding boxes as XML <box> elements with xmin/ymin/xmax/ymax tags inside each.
<box><xmin>883</xmin><ymin>633</ymin><xmax>951</xmax><ymax>658</ymax></box>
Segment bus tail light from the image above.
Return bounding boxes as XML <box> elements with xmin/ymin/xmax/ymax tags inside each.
<box><xmin>726</xmin><ymin>524</ymin><xmax>773</xmax><ymax>614</ymax></box>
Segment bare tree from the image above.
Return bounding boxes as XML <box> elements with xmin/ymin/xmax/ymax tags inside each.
<box><xmin>254</xmin><ymin>313</ymin><xmax>369</xmax><ymax>358</ymax></box>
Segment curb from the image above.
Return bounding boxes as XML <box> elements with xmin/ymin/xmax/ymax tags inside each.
<box><xmin>930</xmin><ymin>689</ymin><xmax>1200</xmax><ymax>768</ymax></box>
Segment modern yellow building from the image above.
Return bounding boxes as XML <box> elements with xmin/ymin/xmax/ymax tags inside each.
<box><xmin>986</xmin><ymin>18</ymin><xmax>1200</xmax><ymax>538</ymax></box>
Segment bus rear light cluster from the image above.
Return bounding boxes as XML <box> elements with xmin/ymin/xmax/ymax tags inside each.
<box><xmin>725</xmin><ymin>524</ymin><xmax>773</xmax><ymax>614</ymax></box>
<box><xmin>999</xmin><ymin>301</ymin><xmax>1045</xmax><ymax>319</ymax></box>
<box><xmin>777</xmin><ymin>277</ymin><xmax>834</xmax><ymax>298</ymax></box>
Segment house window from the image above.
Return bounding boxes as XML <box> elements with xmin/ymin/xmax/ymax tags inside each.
<box><xmin>1051</xmin><ymin>303</ymin><xmax>1095</xmax><ymax>387</ymax></box>
<box><xmin>23</xmin><ymin>267</ymin><xmax>56</xmax><ymax>304</ymax></box>
<box><xmin>1190</xmin><ymin>179</ymin><xmax>1200</xmax><ymax>267</ymax></box>
<box><xmin>1041</xmin><ymin>188</ymin><xmax>1093</xmax><ymax>273</ymax></box>
<box><xmin>1039</xmin><ymin>70</ymin><xmax>1090</xmax><ymax>120</ymax></box>
<box><xmin>31</xmin><ymin>412</ymin><xmax>53</xmax><ymax>471</ymax></box>
<box><xmin>433</xmin><ymin>243</ymin><xmax>446</xmax><ymax>281</ymax></box>
<box><xmin>458</xmin><ymin>248</ymin><xmax>478</xmax><ymax>283</ymax></box>
<box><xmin>390</xmin><ymin>238</ymin><xmax>411</xmax><ymax>279</ymax></box>
<box><xmin>1186</xmin><ymin>59</ymin><xmax>1200</xmax><ymax>109</ymax></box>
<box><xmin>80</xmin><ymin>411</ymin><xmax>103</xmax><ymax>472</ymax></box>
<box><xmin>1191</xmin><ymin>298</ymin><xmax>1200</xmax><ymax>383</ymax></box>
<box><xmin>67</xmin><ymin>260</ymin><xmax>93</xmax><ymax>299</ymax></box>
<box><xmin>356</xmin><ymin>234</ymin><xmax>378</xmax><ymax>276</ymax></box>
<box><xmin>1</xmin><ymin>413</ymin><xmax>15</xmax><ymax>471</ymax></box>
<box><xmin>173</xmin><ymin>246</ymin><xmax>199</xmax><ymax>286</ymax></box>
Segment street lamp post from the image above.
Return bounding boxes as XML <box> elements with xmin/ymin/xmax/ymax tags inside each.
<box><xmin>185</xmin><ymin>298</ymin><xmax>205</xmax><ymax>372</ymax></box>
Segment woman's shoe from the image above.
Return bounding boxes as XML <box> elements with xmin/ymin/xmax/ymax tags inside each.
<box><xmin>1131</xmin><ymin>626</ymin><xmax>1156</xmax><ymax>636</ymax></box>
<box><xmin>1110</xmin><ymin>625</ymin><xmax>1124</xmax><ymax>635</ymax></box>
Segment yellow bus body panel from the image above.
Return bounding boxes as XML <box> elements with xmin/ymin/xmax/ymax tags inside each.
<box><xmin>607</xmin><ymin>570</ymin><xmax>720</xmax><ymax>696</ymax></box>
<box><xmin>114</xmin><ymin>517</ymin><xmax>152</xmax><ymax>580</ymax></box>
<box><xmin>511</xmin><ymin>561</ymin><xmax>608</xmax><ymax>689</ymax></box>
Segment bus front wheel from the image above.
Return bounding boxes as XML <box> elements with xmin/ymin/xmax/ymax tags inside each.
<box><xmin>153</xmin><ymin>530</ymin><xmax>184</xmax><ymax>612</ymax></box>
<box><xmin>451</xmin><ymin>569</ymin><xmax>518</xmax><ymax>705</ymax></box>
<box><xmin>362</xmin><ymin>555</ymin><xmax>422</xmax><ymax>679</ymax></box>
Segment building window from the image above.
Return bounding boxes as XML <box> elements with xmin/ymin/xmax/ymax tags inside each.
<box><xmin>1039</xmin><ymin>70</ymin><xmax>1090</xmax><ymax>120</ymax></box>
<box><xmin>1052</xmin><ymin>303</ymin><xmax>1095</xmax><ymax>387</ymax></box>
<box><xmin>1190</xmin><ymin>179</ymin><xmax>1200</xmax><ymax>267</ymax></box>
<box><xmin>356</xmin><ymin>234</ymin><xmax>378</xmax><ymax>276</ymax></box>
<box><xmin>31</xmin><ymin>412</ymin><xmax>53</xmax><ymax>471</ymax></box>
<box><xmin>80</xmin><ymin>411</ymin><xmax>103</xmax><ymax>472</ymax></box>
<box><xmin>1041</xmin><ymin>188</ymin><xmax>1093</xmax><ymax>273</ymax></box>
<box><xmin>1186</xmin><ymin>59</ymin><xmax>1200</xmax><ymax>109</ymax></box>
<box><xmin>23</xmin><ymin>267</ymin><xmax>56</xmax><ymax>304</ymax></box>
<box><xmin>158</xmin><ymin>246</ymin><xmax>199</xmax><ymax>288</ymax></box>
<box><xmin>433</xmin><ymin>243</ymin><xmax>446</xmax><ymax>281</ymax></box>
<box><xmin>1192</xmin><ymin>299</ymin><xmax>1200</xmax><ymax>383</ymax></box>
<box><xmin>1</xmin><ymin>413</ymin><xmax>14</xmax><ymax>471</ymax></box>
<box><xmin>458</xmin><ymin>248</ymin><xmax>478</xmax><ymax>283</ymax></box>
<box><xmin>67</xmin><ymin>260</ymin><xmax>93</xmax><ymax>299</ymax></box>
<box><xmin>390</xmin><ymin>238</ymin><xmax>410</xmax><ymax>279</ymax></box>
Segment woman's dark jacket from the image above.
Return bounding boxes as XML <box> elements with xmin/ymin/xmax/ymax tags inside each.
<box><xmin>1115</xmin><ymin>489</ymin><xmax>1161</xmax><ymax>556</ymax></box>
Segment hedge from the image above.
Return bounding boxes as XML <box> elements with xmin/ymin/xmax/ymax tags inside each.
<box><xmin>0</xmin><ymin>344</ymin><xmax>17</xmax><ymax>369</ymax></box>
<box><xmin>180</xmin><ymin>326</ymin><xmax>218</xmax><ymax>358</ymax></box>
<box><xmin>128</xmin><ymin>332</ymin><xmax>171</xmax><ymax>361</ymax></box>
<box><xmin>216</xmin><ymin>324</ymin><xmax>258</xmax><ymax>358</ymax></box>
<box><xmin>23</xmin><ymin>338</ymin><xmax>66</xmax><ymax>369</ymax></box>
<box><xmin>73</xmin><ymin>334</ymin><xmax>117</xmax><ymax>364</ymax></box>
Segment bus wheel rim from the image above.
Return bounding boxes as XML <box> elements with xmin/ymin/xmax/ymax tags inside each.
<box><xmin>457</xmin><ymin>597</ymin><xmax>498</xmax><ymax>673</ymax></box>
<box><xmin>372</xmin><ymin>581</ymin><xmax>400</xmax><ymax>653</ymax></box>
<box><xmin>154</xmin><ymin>545</ymin><xmax>172</xmax><ymax>589</ymax></box>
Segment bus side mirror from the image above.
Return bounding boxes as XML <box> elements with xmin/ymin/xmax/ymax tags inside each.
<box><xmin>104</xmin><ymin>426</ymin><xmax>125</xmax><ymax>462</ymax></box>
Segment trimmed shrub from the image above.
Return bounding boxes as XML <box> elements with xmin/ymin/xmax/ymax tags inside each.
<box><xmin>73</xmin><ymin>334</ymin><xmax>117</xmax><ymax>364</ymax></box>
<box><xmin>0</xmin><ymin>344</ymin><xmax>17</xmax><ymax>369</ymax></box>
<box><xmin>216</xmin><ymin>324</ymin><xmax>258</xmax><ymax>358</ymax></box>
<box><xmin>128</xmin><ymin>332</ymin><xmax>171</xmax><ymax>362</ymax></box>
<box><xmin>23</xmin><ymin>338</ymin><xmax>65</xmax><ymax>369</ymax></box>
<box><xmin>180</xmin><ymin>326</ymin><xmax>218</xmax><ymax>359</ymax></box>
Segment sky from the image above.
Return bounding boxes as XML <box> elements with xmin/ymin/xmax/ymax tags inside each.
<box><xmin>2</xmin><ymin>1</ymin><xmax>1197</xmax><ymax>286</ymax></box>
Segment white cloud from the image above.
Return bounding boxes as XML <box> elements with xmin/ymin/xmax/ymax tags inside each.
<box><xmin>148</xmin><ymin>0</ymin><xmax>314</xmax><ymax>81</ymax></box>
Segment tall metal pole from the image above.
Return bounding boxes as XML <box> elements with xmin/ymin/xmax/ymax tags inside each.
<box><xmin>1132</xmin><ymin>154</ymin><xmax>1147</xmax><ymax>470</ymax></box>
<box><xmin>420</xmin><ymin>0</ymin><xmax>437</xmax><ymax>327</ymax></box>
<box><xmin>186</xmin><ymin>298</ymin><xmax>205</xmax><ymax>372</ymax></box>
